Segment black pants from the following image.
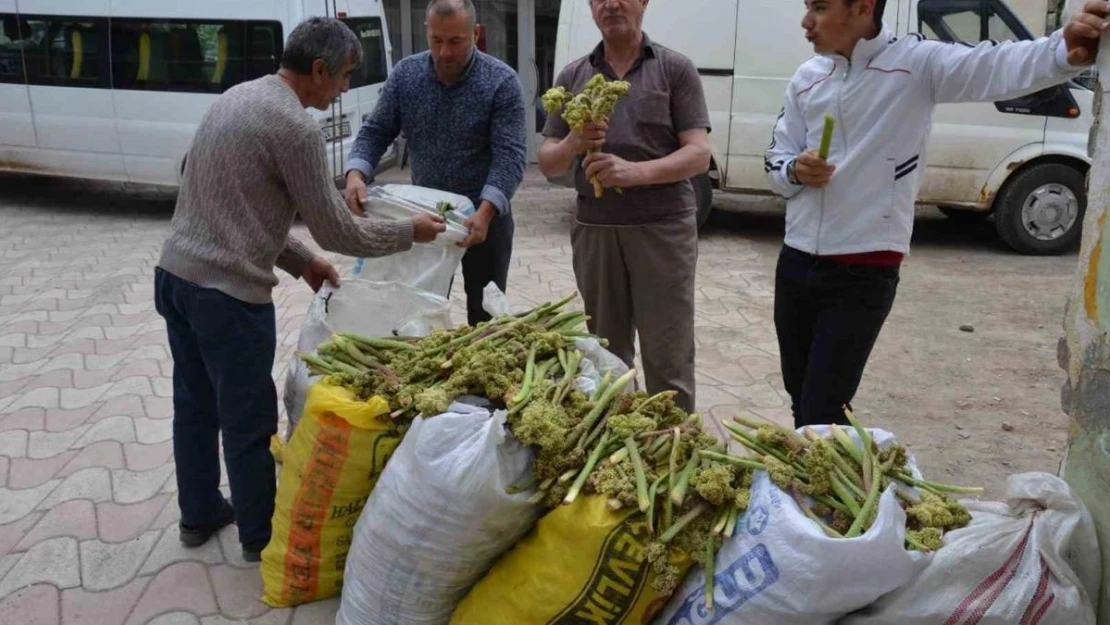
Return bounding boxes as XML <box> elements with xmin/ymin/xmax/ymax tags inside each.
<box><xmin>460</xmin><ymin>212</ymin><xmax>515</xmax><ymax>327</ymax></box>
<box><xmin>773</xmin><ymin>245</ymin><xmax>900</xmax><ymax>428</ymax></box>
<box><xmin>154</xmin><ymin>268</ymin><xmax>278</xmax><ymax>550</ymax></box>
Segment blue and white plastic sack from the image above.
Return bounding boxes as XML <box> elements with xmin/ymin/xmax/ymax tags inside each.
<box><xmin>840</xmin><ymin>472</ymin><xmax>1101</xmax><ymax>625</ymax></box>
<box><xmin>335</xmin><ymin>403</ymin><xmax>540</xmax><ymax>625</ymax></box>
<box><xmin>656</xmin><ymin>427</ymin><xmax>932</xmax><ymax>625</ymax></box>
<box><xmin>351</xmin><ymin>184</ymin><xmax>474</xmax><ymax>297</ymax></box>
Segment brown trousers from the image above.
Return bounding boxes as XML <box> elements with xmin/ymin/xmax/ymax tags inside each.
<box><xmin>570</xmin><ymin>213</ymin><xmax>698</xmax><ymax>413</ymax></box>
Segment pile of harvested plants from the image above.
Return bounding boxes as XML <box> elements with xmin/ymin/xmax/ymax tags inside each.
<box><xmin>295</xmin><ymin>292</ymin><xmax>750</xmax><ymax>608</ymax></box>
<box><xmin>715</xmin><ymin>410</ymin><xmax>980</xmax><ymax>552</ymax></box>
<box><xmin>294</xmin><ymin>293</ymin><xmax>980</xmax><ymax>614</ymax></box>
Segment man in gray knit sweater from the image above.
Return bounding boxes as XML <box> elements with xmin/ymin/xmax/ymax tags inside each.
<box><xmin>154</xmin><ymin>17</ymin><xmax>446</xmax><ymax>562</ymax></box>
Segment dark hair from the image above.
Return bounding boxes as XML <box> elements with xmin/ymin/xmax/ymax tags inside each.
<box><xmin>281</xmin><ymin>16</ymin><xmax>362</xmax><ymax>76</ymax></box>
<box><xmin>846</xmin><ymin>0</ymin><xmax>887</xmax><ymax>31</ymax></box>
<box><xmin>426</xmin><ymin>0</ymin><xmax>477</xmax><ymax>28</ymax></box>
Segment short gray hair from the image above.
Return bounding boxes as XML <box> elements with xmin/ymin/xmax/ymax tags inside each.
<box><xmin>426</xmin><ymin>0</ymin><xmax>477</xmax><ymax>27</ymax></box>
<box><xmin>281</xmin><ymin>16</ymin><xmax>363</xmax><ymax>76</ymax></box>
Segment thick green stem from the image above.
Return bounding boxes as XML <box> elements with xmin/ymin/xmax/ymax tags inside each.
<box><xmin>704</xmin><ymin>538</ymin><xmax>717</xmax><ymax>612</ymax></box>
<box><xmin>711</xmin><ymin>506</ymin><xmax>730</xmax><ymax>536</ymax></box>
<box><xmin>340</xmin><ymin>333</ymin><xmax>418</xmax><ymax>352</ymax></box>
<box><xmin>845</xmin><ymin>409</ymin><xmax>874</xmax><ymax>492</ymax></box>
<box><xmin>574</xmin><ymin>369</ymin><xmax>638</xmax><ymax>449</ymax></box>
<box><xmin>835</xmin><ymin>466</ymin><xmax>867</xmax><ymax>500</ymax></box>
<box><xmin>829</xmin><ymin>472</ymin><xmax>863</xmax><ymax>517</ymax></box>
<box><xmin>792</xmin><ymin>487</ymin><xmax>843</xmax><ymax>538</ymax></box>
<box><xmin>830</xmin><ymin>424</ymin><xmax>864</xmax><ymax>467</ymax></box>
<box><xmin>660</xmin><ymin>504</ymin><xmax>709</xmax><ymax>544</ymax></box>
<box><xmin>723</xmin><ymin>421</ymin><xmax>794</xmax><ymax>467</ymax></box>
<box><xmin>647</xmin><ymin>473</ymin><xmax>668</xmax><ymax>535</ymax></box>
<box><xmin>512</xmin><ymin>345</ymin><xmax>538</xmax><ymax>405</ymax></box>
<box><xmin>724</xmin><ymin>504</ymin><xmax>741</xmax><ymax>538</ymax></box>
<box><xmin>591</xmin><ymin>371</ymin><xmax>612</xmax><ymax>402</ymax></box>
<box><xmin>890</xmin><ymin>471</ymin><xmax>984</xmax><ymax>495</ymax></box>
<box><xmin>564</xmin><ymin>433</ymin><xmax>611</xmax><ymax>505</ymax></box>
<box><xmin>697</xmin><ymin>450</ymin><xmax>767</xmax><ymax>472</ymax></box>
<box><xmin>625</xmin><ymin>437</ymin><xmax>651</xmax><ymax>513</ymax></box>
<box><xmin>670</xmin><ymin>450</ymin><xmax>703</xmax><ymax>505</ymax></box>
<box><xmin>847</xmin><ymin>455</ymin><xmax>883</xmax><ymax>538</ymax></box>
<box><xmin>733</xmin><ymin>413</ymin><xmax>808</xmax><ymax>450</ymax></box>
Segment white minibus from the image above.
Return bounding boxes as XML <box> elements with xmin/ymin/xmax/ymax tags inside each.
<box><xmin>552</xmin><ymin>0</ymin><xmax>1093</xmax><ymax>254</ymax></box>
<box><xmin>0</xmin><ymin>0</ymin><xmax>394</xmax><ymax>187</ymax></box>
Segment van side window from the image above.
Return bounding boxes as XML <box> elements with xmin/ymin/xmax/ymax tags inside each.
<box><xmin>0</xmin><ymin>14</ymin><xmax>29</xmax><ymax>84</ymax></box>
<box><xmin>110</xmin><ymin>20</ymin><xmax>283</xmax><ymax>93</ymax></box>
<box><xmin>918</xmin><ymin>0</ymin><xmax>1029</xmax><ymax>44</ymax></box>
<box><xmin>343</xmin><ymin>18</ymin><xmax>388</xmax><ymax>88</ymax></box>
<box><xmin>19</xmin><ymin>16</ymin><xmax>109</xmax><ymax>88</ymax></box>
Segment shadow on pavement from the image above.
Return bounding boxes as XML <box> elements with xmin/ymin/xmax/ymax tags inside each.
<box><xmin>0</xmin><ymin>173</ymin><xmax>178</xmax><ymax>219</ymax></box>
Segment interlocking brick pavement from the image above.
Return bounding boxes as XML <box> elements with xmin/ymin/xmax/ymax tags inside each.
<box><xmin>0</xmin><ymin>167</ymin><xmax>790</xmax><ymax>624</ymax></box>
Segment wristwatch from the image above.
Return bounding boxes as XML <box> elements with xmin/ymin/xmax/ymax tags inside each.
<box><xmin>785</xmin><ymin>159</ymin><xmax>801</xmax><ymax>186</ymax></box>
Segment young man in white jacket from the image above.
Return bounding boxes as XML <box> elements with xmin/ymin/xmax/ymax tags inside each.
<box><xmin>765</xmin><ymin>0</ymin><xmax>1109</xmax><ymax>428</ymax></box>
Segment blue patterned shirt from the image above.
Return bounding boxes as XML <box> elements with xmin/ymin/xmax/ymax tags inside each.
<box><xmin>346</xmin><ymin>50</ymin><xmax>527</xmax><ymax>216</ymax></box>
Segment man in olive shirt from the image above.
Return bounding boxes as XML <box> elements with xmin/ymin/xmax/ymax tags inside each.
<box><xmin>537</xmin><ymin>0</ymin><xmax>711</xmax><ymax>412</ymax></box>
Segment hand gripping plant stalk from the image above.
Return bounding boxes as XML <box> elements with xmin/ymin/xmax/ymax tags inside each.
<box><xmin>542</xmin><ymin>73</ymin><xmax>632</xmax><ymax>198</ymax></box>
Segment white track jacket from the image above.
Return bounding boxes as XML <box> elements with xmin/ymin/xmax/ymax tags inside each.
<box><xmin>765</xmin><ymin>25</ymin><xmax>1087</xmax><ymax>255</ymax></box>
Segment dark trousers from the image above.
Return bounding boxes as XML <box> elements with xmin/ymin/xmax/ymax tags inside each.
<box><xmin>773</xmin><ymin>245</ymin><xmax>900</xmax><ymax>428</ymax></box>
<box><xmin>154</xmin><ymin>268</ymin><xmax>278</xmax><ymax>550</ymax></box>
<box><xmin>570</xmin><ymin>214</ymin><xmax>698</xmax><ymax>413</ymax></box>
<box><xmin>460</xmin><ymin>212</ymin><xmax>515</xmax><ymax>327</ymax></box>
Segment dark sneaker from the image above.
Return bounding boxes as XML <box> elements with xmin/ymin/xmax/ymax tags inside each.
<box><xmin>242</xmin><ymin>542</ymin><xmax>267</xmax><ymax>563</ymax></box>
<box><xmin>179</xmin><ymin>499</ymin><xmax>235</xmax><ymax>548</ymax></box>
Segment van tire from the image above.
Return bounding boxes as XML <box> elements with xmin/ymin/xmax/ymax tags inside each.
<box><xmin>693</xmin><ymin>173</ymin><xmax>713</xmax><ymax>229</ymax></box>
<box><xmin>993</xmin><ymin>162</ymin><xmax>1085</xmax><ymax>255</ymax></box>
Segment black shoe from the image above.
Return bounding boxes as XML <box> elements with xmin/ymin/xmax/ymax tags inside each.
<box><xmin>242</xmin><ymin>542</ymin><xmax>267</xmax><ymax>563</ymax></box>
<box><xmin>179</xmin><ymin>499</ymin><xmax>235</xmax><ymax>548</ymax></box>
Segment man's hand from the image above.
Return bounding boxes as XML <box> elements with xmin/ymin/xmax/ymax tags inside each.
<box><xmin>583</xmin><ymin>152</ymin><xmax>646</xmax><ymax>190</ymax></box>
<box><xmin>303</xmin><ymin>256</ymin><xmax>340</xmax><ymax>293</ymax></box>
<box><xmin>1063</xmin><ymin>0</ymin><xmax>1110</xmax><ymax>66</ymax></box>
<box><xmin>794</xmin><ymin>149</ymin><xmax>836</xmax><ymax>188</ymax></box>
<box><xmin>344</xmin><ymin>171</ymin><xmax>369</xmax><ymax>217</ymax></box>
<box><xmin>412</xmin><ymin>213</ymin><xmax>447</xmax><ymax>243</ymax></box>
<box><xmin>459</xmin><ymin>202</ymin><xmax>496</xmax><ymax>248</ymax></box>
<box><xmin>567</xmin><ymin>120</ymin><xmax>608</xmax><ymax>154</ymax></box>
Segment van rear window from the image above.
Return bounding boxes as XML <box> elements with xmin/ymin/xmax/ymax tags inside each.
<box><xmin>344</xmin><ymin>17</ymin><xmax>388</xmax><ymax>89</ymax></box>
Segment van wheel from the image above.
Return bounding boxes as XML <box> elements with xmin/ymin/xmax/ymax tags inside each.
<box><xmin>993</xmin><ymin>163</ymin><xmax>1085</xmax><ymax>255</ymax></box>
<box><xmin>693</xmin><ymin>173</ymin><xmax>713</xmax><ymax>229</ymax></box>
<box><xmin>938</xmin><ymin>206</ymin><xmax>989</xmax><ymax>223</ymax></box>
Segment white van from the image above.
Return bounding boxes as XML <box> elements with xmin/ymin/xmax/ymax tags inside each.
<box><xmin>0</xmin><ymin>0</ymin><xmax>394</xmax><ymax>188</ymax></box>
<box><xmin>552</xmin><ymin>0</ymin><xmax>1093</xmax><ymax>255</ymax></box>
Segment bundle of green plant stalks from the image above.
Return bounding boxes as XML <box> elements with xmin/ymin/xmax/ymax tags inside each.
<box><xmin>503</xmin><ymin>370</ymin><xmax>758</xmax><ymax>607</ymax></box>
<box><xmin>295</xmin><ymin>293</ymin><xmax>602</xmax><ymax>430</ymax></box>
<box><xmin>713</xmin><ymin>410</ymin><xmax>981</xmax><ymax>552</ymax></box>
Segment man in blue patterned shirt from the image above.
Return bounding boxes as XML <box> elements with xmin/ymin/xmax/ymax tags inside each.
<box><xmin>344</xmin><ymin>0</ymin><xmax>527</xmax><ymax>326</ymax></box>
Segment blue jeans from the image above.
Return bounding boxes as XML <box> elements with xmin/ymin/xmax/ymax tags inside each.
<box><xmin>154</xmin><ymin>267</ymin><xmax>278</xmax><ymax>550</ymax></box>
<box><xmin>773</xmin><ymin>245</ymin><xmax>900</xmax><ymax>428</ymax></box>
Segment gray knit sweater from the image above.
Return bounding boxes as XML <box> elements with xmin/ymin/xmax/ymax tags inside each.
<box><xmin>158</xmin><ymin>74</ymin><xmax>414</xmax><ymax>304</ymax></box>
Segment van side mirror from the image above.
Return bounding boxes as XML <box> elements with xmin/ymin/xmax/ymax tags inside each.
<box><xmin>994</xmin><ymin>83</ymin><xmax>1080</xmax><ymax>119</ymax></box>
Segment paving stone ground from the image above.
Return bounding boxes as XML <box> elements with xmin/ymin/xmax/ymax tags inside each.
<box><xmin>0</xmin><ymin>167</ymin><xmax>795</xmax><ymax>624</ymax></box>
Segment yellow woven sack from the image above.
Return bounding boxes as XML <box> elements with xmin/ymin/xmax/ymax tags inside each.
<box><xmin>450</xmin><ymin>495</ymin><xmax>692</xmax><ymax>625</ymax></box>
<box><xmin>260</xmin><ymin>381</ymin><xmax>399</xmax><ymax>608</ymax></box>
